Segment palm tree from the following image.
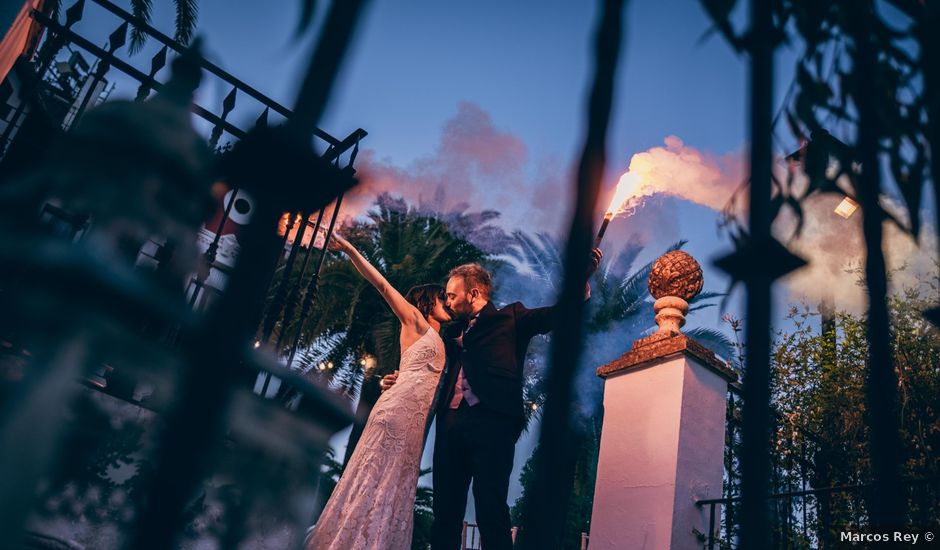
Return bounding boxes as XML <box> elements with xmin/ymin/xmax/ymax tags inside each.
<box><xmin>414</xmin><ymin>186</ymin><xmax>517</xmax><ymax>256</ymax></box>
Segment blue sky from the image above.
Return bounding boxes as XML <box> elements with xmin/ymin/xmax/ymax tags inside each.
<box><xmin>71</xmin><ymin>0</ymin><xmax>773</xmax><ymax>173</ymax></box>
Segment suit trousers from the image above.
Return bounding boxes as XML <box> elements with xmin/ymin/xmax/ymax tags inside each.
<box><xmin>430</xmin><ymin>400</ymin><xmax>522</xmax><ymax>550</ymax></box>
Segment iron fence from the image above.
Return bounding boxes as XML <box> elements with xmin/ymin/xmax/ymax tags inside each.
<box><xmin>0</xmin><ymin>0</ymin><xmax>371</xmax><ymax>548</ymax></box>
<box><xmin>698</xmin><ymin>478</ymin><xmax>940</xmax><ymax>550</ymax></box>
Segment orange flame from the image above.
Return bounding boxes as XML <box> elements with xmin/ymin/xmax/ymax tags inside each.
<box><xmin>277</xmin><ymin>212</ymin><xmax>326</xmax><ymax>248</ymax></box>
<box><xmin>603</xmin><ymin>171</ymin><xmax>644</xmax><ymax>218</ymax></box>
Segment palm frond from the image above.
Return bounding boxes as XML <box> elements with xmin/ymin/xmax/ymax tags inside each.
<box><xmin>129</xmin><ymin>0</ymin><xmax>153</xmax><ymax>54</ymax></box>
<box><xmin>690</xmin><ymin>290</ymin><xmax>726</xmax><ymax>304</ymax></box>
<box><xmin>511</xmin><ymin>231</ymin><xmax>562</xmax><ymax>295</ymax></box>
<box><xmin>605</xmin><ymin>234</ymin><xmax>644</xmax><ymax>278</ymax></box>
<box><xmin>685</xmin><ymin>327</ymin><xmax>734</xmax><ymax>359</ymax></box>
<box><xmin>294</xmin><ymin>332</ymin><xmax>346</xmax><ymax>374</ymax></box>
<box><xmin>617</xmin><ymin>267</ymin><xmax>649</xmax><ymax>305</ymax></box>
<box><xmin>174</xmin><ymin>0</ymin><xmax>198</xmax><ymax>45</ymax></box>
<box><xmin>666</xmin><ymin>239</ymin><xmax>688</xmax><ymax>252</ymax></box>
<box><xmin>536</xmin><ymin>232</ymin><xmax>563</xmax><ymax>272</ymax></box>
<box><xmin>331</xmin><ymin>358</ymin><xmax>364</xmax><ymax>400</ymax></box>
<box><xmin>688</xmin><ymin>303</ymin><xmax>717</xmax><ymax>313</ymax></box>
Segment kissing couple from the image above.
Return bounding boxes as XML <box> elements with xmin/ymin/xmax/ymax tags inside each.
<box><xmin>306</xmin><ymin>232</ymin><xmax>601</xmax><ymax>550</ymax></box>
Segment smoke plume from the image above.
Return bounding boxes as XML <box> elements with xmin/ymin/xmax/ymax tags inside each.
<box><xmin>602</xmin><ymin>135</ymin><xmax>744</xmax><ymax>213</ymax></box>
<box><xmin>346</xmin><ymin>101</ymin><xmax>568</xmax><ymax>233</ymax></box>
<box><xmin>347</xmin><ymin>108</ymin><xmax>936</xmax><ymax>312</ymax></box>
<box><xmin>602</xmin><ymin>135</ymin><xmax>936</xmax><ymax>311</ymax></box>
<box><xmin>775</xmin><ymin>194</ymin><xmax>937</xmax><ymax>312</ymax></box>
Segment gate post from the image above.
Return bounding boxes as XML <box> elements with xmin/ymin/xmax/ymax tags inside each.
<box><xmin>589</xmin><ymin>252</ymin><xmax>736</xmax><ymax>549</ymax></box>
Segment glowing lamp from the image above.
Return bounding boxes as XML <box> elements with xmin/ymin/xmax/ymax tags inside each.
<box><xmin>834</xmin><ymin>196</ymin><xmax>858</xmax><ymax>219</ymax></box>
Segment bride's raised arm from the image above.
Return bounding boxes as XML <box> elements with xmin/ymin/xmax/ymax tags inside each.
<box><xmin>329</xmin><ymin>232</ymin><xmax>429</xmax><ymax>335</ymax></box>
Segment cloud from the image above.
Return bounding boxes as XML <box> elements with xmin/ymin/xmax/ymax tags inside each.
<box><xmin>347</xmin><ymin>101</ymin><xmax>568</xmax><ymax>233</ymax></box>
<box><xmin>437</xmin><ymin>102</ymin><xmax>528</xmax><ymax>177</ymax></box>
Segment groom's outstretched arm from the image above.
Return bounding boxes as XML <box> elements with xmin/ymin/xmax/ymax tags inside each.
<box><xmin>512</xmin><ymin>294</ymin><xmax>586</xmax><ymax>337</ymax></box>
<box><xmin>513</xmin><ymin>303</ymin><xmax>557</xmax><ymax>337</ymax></box>
<box><xmin>515</xmin><ymin>248</ymin><xmax>602</xmax><ymax>337</ymax></box>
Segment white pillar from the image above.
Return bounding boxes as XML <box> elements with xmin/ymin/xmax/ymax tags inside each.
<box><xmin>589</xmin><ymin>335</ymin><xmax>735</xmax><ymax>550</ymax></box>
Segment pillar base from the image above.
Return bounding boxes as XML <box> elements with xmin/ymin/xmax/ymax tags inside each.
<box><xmin>590</xmin><ymin>335</ymin><xmax>736</xmax><ymax>550</ymax></box>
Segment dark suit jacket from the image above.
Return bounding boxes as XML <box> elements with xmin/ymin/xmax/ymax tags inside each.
<box><xmin>437</xmin><ymin>301</ymin><xmax>554</xmax><ymax>418</ymax></box>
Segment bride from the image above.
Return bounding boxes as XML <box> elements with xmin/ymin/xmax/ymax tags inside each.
<box><xmin>306</xmin><ymin>232</ymin><xmax>450</xmax><ymax>550</ymax></box>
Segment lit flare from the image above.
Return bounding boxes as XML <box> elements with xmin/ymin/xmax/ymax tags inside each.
<box><xmin>595</xmin><ymin>172</ymin><xmax>644</xmax><ymax>247</ymax></box>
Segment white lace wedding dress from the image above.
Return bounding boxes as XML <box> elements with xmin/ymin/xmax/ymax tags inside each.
<box><xmin>306</xmin><ymin>327</ymin><xmax>446</xmax><ymax>550</ymax></box>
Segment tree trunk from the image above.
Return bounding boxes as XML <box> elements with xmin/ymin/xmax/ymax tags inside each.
<box><xmin>343</xmin><ymin>376</ymin><xmax>381</xmax><ymax>467</ymax></box>
<box><xmin>849</xmin><ymin>1</ymin><xmax>906</xmax><ymax>527</ymax></box>
<box><xmin>739</xmin><ymin>0</ymin><xmax>775</xmax><ymax>546</ymax></box>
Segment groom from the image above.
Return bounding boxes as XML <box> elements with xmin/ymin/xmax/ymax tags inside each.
<box><xmin>427</xmin><ymin>252</ymin><xmax>601</xmax><ymax>550</ymax></box>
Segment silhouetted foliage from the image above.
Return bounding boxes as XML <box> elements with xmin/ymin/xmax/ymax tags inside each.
<box><xmin>700</xmin><ymin>0</ymin><xmax>938</xmax><ymax>528</ymax></box>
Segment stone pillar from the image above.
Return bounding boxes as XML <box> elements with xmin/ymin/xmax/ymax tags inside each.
<box><xmin>588</xmin><ymin>251</ymin><xmax>737</xmax><ymax>550</ymax></box>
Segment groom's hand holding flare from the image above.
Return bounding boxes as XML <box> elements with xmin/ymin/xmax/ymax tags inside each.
<box><xmin>585</xmin><ymin>247</ymin><xmax>603</xmax><ymax>298</ymax></box>
<box><xmin>589</xmin><ymin>247</ymin><xmax>603</xmax><ymax>275</ymax></box>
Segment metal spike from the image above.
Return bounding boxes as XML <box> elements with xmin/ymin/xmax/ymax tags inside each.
<box><xmin>255</xmin><ymin>107</ymin><xmax>270</xmax><ymax>128</ymax></box>
<box><xmin>347</xmin><ymin>138</ymin><xmax>360</xmax><ymax>166</ymax></box>
<box><xmin>136</xmin><ymin>46</ymin><xmax>169</xmax><ymax>101</ymax></box>
<box><xmin>222</xmin><ymin>87</ymin><xmax>237</xmax><ymax>115</ymax></box>
<box><xmin>65</xmin><ymin>0</ymin><xmax>86</xmax><ymax>27</ymax></box>
<box><xmin>134</xmin><ymin>84</ymin><xmax>150</xmax><ymax>102</ymax></box>
<box><xmin>714</xmin><ymin>237</ymin><xmax>807</xmax><ymax>283</ymax></box>
<box><xmin>109</xmin><ymin>21</ymin><xmax>129</xmax><ymax>51</ymax></box>
<box><xmin>208</xmin><ymin>125</ymin><xmax>223</xmax><ymax>149</ymax></box>
<box><xmin>150</xmin><ymin>46</ymin><xmax>168</xmax><ymax>74</ymax></box>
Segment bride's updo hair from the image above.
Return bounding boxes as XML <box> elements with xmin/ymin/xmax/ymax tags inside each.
<box><xmin>405</xmin><ymin>284</ymin><xmax>445</xmax><ymax>317</ymax></box>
